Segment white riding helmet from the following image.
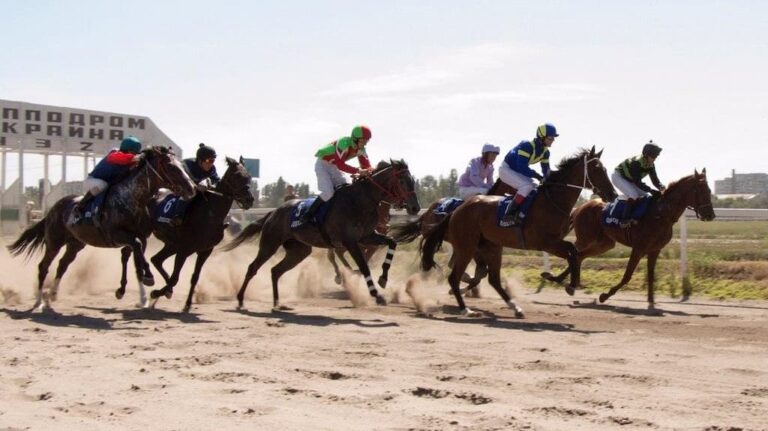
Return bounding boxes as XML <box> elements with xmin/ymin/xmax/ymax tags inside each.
<box><xmin>482</xmin><ymin>143</ymin><xmax>500</xmax><ymax>154</ymax></box>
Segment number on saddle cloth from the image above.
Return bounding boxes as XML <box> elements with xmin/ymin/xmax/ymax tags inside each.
<box><xmin>290</xmin><ymin>197</ymin><xmax>331</xmax><ymax>229</ymax></box>
<box><xmin>496</xmin><ymin>191</ymin><xmax>537</xmax><ymax>228</ymax></box>
<box><xmin>433</xmin><ymin>197</ymin><xmax>464</xmax><ymax>216</ymax></box>
<box><xmin>154</xmin><ymin>194</ymin><xmax>189</xmax><ymax>225</ymax></box>
<box><xmin>602</xmin><ymin>196</ymin><xmax>653</xmax><ymax>226</ymax></box>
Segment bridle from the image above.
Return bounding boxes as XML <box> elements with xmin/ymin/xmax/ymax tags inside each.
<box><xmin>217</xmin><ymin>166</ymin><xmax>253</xmax><ymax>208</ymax></box>
<box><xmin>366</xmin><ymin>165</ymin><xmax>416</xmax><ymax>209</ymax></box>
<box><xmin>542</xmin><ymin>154</ymin><xmax>607</xmax><ymax>214</ymax></box>
<box><xmin>143</xmin><ymin>150</ymin><xmax>184</xmax><ymax>195</ymax></box>
<box><xmin>687</xmin><ymin>179</ymin><xmax>714</xmax><ymax>220</ymax></box>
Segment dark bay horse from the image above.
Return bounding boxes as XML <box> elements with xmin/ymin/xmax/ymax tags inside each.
<box><xmin>7</xmin><ymin>147</ymin><xmax>197</xmax><ymax>312</ymax></box>
<box><xmin>541</xmin><ymin>169</ymin><xmax>715</xmax><ymax>309</ymax></box>
<box><xmin>144</xmin><ymin>157</ymin><xmax>255</xmax><ymax>312</ymax></box>
<box><xmin>224</xmin><ymin>160</ymin><xmax>420</xmax><ymax>311</ymax></box>
<box><xmin>420</xmin><ymin>147</ymin><xmax>617</xmax><ymax>317</ymax></box>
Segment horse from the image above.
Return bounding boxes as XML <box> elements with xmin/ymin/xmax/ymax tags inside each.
<box><xmin>140</xmin><ymin>157</ymin><xmax>255</xmax><ymax>312</ymax></box>
<box><xmin>420</xmin><ymin>147</ymin><xmax>617</xmax><ymax>317</ymax></box>
<box><xmin>6</xmin><ymin>146</ymin><xmax>197</xmax><ymax>312</ymax></box>
<box><xmin>540</xmin><ymin>169</ymin><xmax>715</xmax><ymax>309</ymax></box>
<box><xmin>389</xmin><ymin>179</ymin><xmax>516</xmax><ymax>293</ymax></box>
<box><xmin>224</xmin><ymin>159</ymin><xmax>420</xmax><ymax>311</ymax></box>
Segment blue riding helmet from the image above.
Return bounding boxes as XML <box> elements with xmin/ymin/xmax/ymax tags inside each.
<box><xmin>536</xmin><ymin>123</ymin><xmax>559</xmax><ymax>139</ymax></box>
<box><xmin>119</xmin><ymin>136</ymin><xmax>142</xmax><ymax>154</ymax></box>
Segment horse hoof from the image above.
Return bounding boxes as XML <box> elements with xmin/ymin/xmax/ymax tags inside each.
<box><xmin>541</xmin><ymin>271</ymin><xmax>553</xmax><ymax>281</ymax></box>
<box><xmin>461</xmin><ymin>308</ymin><xmax>481</xmax><ymax>318</ymax></box>
<box><xmin>334</xmin><ymin>275</ymin><xmax>342</xmax><ymax>285</ymax></box>
<box><xmin>150</xmin><ymin>290</ymin><xmax>162</xmax><ymax>299</ymax></box>
<box><xmin>115</xmin><ymin>288</ymin><xmax>125</xmax><ymax>300</ymax></box>
<box><xmin>375</xmin><ymin>295</ymin><xmax>387</xmax><ymax>306</ymax></box>
<box><xmin>272</xmin><ymin>304</ymin><xmax>293</xmax><ymax>312</ymax></box>
<box><xmin>377</xmin><ymin>276</ymin><xmax>388</xmax><ymax>289</ymax></box>
<box><xmin>515</xmin><ymin>310</ymin><xmax>525</xmax><ymax>319</ymax></box>
<box><xmin>598</xmin><ymin>293</ymin><xmax>609</xmax><ymax>303</ymax></box>
<box><xmin>181</xmin><ymin>305</ymin><xmax>191</xmax><ymax>314</ymax></box>
<box><xmin>164</xmin><ymin>290</ymin><xmax>173</xmax><ymax>299</ymax></box>
<box><xmin>142</xmin><ymin>276</ymin><xmax>155</xmax><ymax>287</ymax></box>
<box><xmin>565</xmin><ymin>286</ymin><xmax>576</xmax><ymax>296</ymax></box>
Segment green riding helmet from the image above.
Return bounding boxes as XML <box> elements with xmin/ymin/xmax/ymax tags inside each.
<box><xmin>119</xmin><ymin>136</ymin><xmax>142</xmax><ymax>154</ymax></box>
<box><xmin>351</xmin><ymin>125</ymin><xmax>372</xmax><ymax>140</ymax></box>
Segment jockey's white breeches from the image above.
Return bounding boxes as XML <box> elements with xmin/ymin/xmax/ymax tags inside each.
<box><xmin>611</xmin><ymin>171</ymin><xmax>648</xmax><ymax>199</ymax></box>
<box><xmin>315</xmin><ymin>158</ymin><xmax>348</xmax><ymax>201</ymax></box>
<box><xmin>83</xmin><ymin>176</ymin><xmax>108</xmax><ymax>195</ymax></box>
<box><xmin>498</xmin><ymin>162</ymin><xmax>536</xmax><ymax>197</ymax></box>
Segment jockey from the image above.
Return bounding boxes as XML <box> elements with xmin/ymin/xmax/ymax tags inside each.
<box><xmin>170</xmin><ymin>143</ymin><xmax>220</xmax><ymax>225</ymax></box>
<box><xmin>300</xmin><ymin>125</ymin><xmax>373</xmax><ymax>223</ymax></box>
<box><xmin>498</xmin><ymin>123</ymin><xmax>557</xmax><ymax>225</ymax></box>
<box><xmin>611</xmin><ymin>140</ymin><xmax>665</xmax><ymax>227</ymax></box>
<box><xmin>183</xmin><ymin>143</ymin><xmax>220</xmax><ymax>188</ymax></box>
<box><xmin>74</xmin><ymin>136</ymin><xmax>143</xmax><ymax>218</ymax></box>
<box><xmin>457</xmin><ymin>143</ymin><xmax>500</xmax><ymax>199</ymax></box>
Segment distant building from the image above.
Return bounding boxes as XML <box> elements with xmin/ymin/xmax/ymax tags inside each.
<box><xmin>714</xmin><ymin>170</ymin><xmax>768</xmax><ymax>196</ymax></box>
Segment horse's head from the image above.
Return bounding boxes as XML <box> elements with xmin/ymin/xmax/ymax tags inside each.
<box><xmin>583</xmin><ymin>146</ymin><xmax>618</xmax><ymax>202</ymax></box>
<box><xmin>142</xmin><ymin>146</ymin><xmax>197</xmax><ymax>199</ymax></box>
<box><xmin>217</xmin><ymin>156</ymin><xmax>255</xmax><ymax>209</ymax></box>
<box><xmin>370</xmin><ymin>159</ymin><xmax>420</xmax><ymax>215</ymax></box>
<box><xmin>548</xmin><ymin>146</ymin><xmax>617</xmax><ymax>202</ymax></box>
<box><xmin>670</xmin><ymin>168</ymin><xmax>715</xmax><ymax>221</ymax></box>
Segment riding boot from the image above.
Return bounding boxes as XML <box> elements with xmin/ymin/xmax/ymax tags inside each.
<box><xmin>74</xmin><ymin>192</ymin><xmax>95</xmax><ymax>219</ymax></box>
<box><xmin>501</xmin><ymin>195</ymin><xmax>524</xmax><ymax>226</ymax></box>
<box><xmin>619</xmin><ymin>199</ymin><xmax>636</xmax><ymax>228</ymax></box>
<box><xmin>300</xmin><ymin>198</ymin><xmax>324</xmax><ymax>224</ymax></box>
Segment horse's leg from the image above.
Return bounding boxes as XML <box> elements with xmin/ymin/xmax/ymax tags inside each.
<box><xmin>50</xmin><ymin>241</ymin><xmax>86</xmax><ymax>303</ymax></box>
<box><xmin>359</xmin><ymin>233</ymin><xmax>395</xmax><ymax>289</ymax></box>
<box><xmin>116</xmin><ymin>247</ymin><xmax>132</xmax><ymax>300</ymax></box>
<box><xmin>149</xmin><ymin>252</ymin><xmax>191</xmax><ymax>308</ymax></box>
<box><xmin>139</xmin><ymin>237</ymin><xmax>154</xmax><ymax>286</ymax></box>
<box><xmin>236</xmin><ymin>240</ymin><xmax>281</xmax><ymax>310</ymax></box>
<box><xmin>599</xmin><ymin>248</ymin><xmax>644</xmax><ymax>304</ymax></box>
<box><xmin>182</xmin><ymin>249</ymin><xmax>213</xmax><ymax>313</ymax></box>
<box><xmin>128</xmin><ymin>237</ymin><xmax>150</xmax><ymax>308</ymax></box>
<box><xmin>460</xmin><ymin>254</ymin><xmax>488</xmax><ymax>297</ymax></box>
<box><xmin>336</xmin><ymin>249</ymin><xmax>353</xmax><ymax>269</ymax></box>
<box><xmin>543</xmin><ymin>240</ymin><xmax>580</xmax><ymax>295</ymax></box>
<box><xmin>31</xmin><ymin>244</ymin><xmax>63</xmax><ymax>312</ymax></box>
<box><xmin>476</xmin><ymin>244</ymin><xmax>524</xmax><ymax>317</ymax></box>
<box><xmin>150</xmin><ymin>245</ymin><xmax>174</xmax><ymax>285</ymax></box>
<box><xmin>270</xmin><ymin>240</ymin><xmax>312</xmax><ymax>311</ymax></box>
<box><xmin>327</xmin><ymin>249</ymin><xmax>343</xmax><ymax>285</ymax></box>
<box><xmin>448</xmin><ymin>247</ymin><xmax>479</xmax><ymax>317</ymax></box>
<box><xmin>343</xmin><ymin>239</ymin><xmax>386</xmax><ymax>305</ymax></box>
<box><xmin>646</xmin><ymin>249</ymin><xmax>660</xmax><ymax>310</ymax></box>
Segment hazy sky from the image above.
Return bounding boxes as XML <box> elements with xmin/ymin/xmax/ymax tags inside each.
<box><xmin>2</xmin><ymin>0</ymin><xmax>766</xmax><ymax>191</ymax></box>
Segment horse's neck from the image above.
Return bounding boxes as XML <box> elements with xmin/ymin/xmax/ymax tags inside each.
<box><xmin>204</xmin><ymin>191</ymin><xmax>235</xmax><ymax>218</ymax></box>
<box><xmin>658</xmin><ymin>184</ymin><xmax>692</xmax><ymax>222</ymax></box>
<box><xmin>116</xmin><ymin>167</ymin><xmax>156</xmax><ymax>205</ymax></box>
<box><xmin>540</xmin><ymin>171</ymin><xmax>584</xmax><ymax>213</ymax></box>
<box><xmin>347</xmin><ymin>180</ymin><xmax>384</xmax><ymax>210</ymax></box>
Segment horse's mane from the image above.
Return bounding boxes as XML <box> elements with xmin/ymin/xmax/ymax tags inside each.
<box><xmin>665</xmin><ymin>174</ymin><xmax>696</xmax><ymax>192</ymax></box>
<box><xmin>547</xmin><ymin>148</ymin><xmax>592</xmax><ymax>182</ymax></box>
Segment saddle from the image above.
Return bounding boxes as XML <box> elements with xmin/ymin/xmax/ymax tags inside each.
<box><xmin>497</xmin><ymin>191</ymin><xmax>537</xmax><ymax>228</ymax></box>
<box><xmin>602</xmin><ymin>196</ymin><xmax>653</xmax><ymax>227</ymax></box>
<box><xmin>290</xmin><ymin>197</ymin><xmax>332</xmax><ymax>229</ymax></box>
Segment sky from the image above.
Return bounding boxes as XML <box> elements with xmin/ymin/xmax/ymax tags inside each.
<box><xmin>1</xmin><ymin>0</ymin><xmax>767</xmax><ymax>193</ymax></box>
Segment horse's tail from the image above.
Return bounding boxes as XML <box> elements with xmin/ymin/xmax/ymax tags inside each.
<box><xmin>223</xmin><ymin>212</ymin><xmax>271</xmax><ymax>251</ymax></box>
<box><xmin>420</xmin><ymin>213</ymin><xmax>451</xmax><ymax>271</ymax></box>
<box><xmin>389</xmin><ymin>217</ymin><xmax>422</xmax><ymax>244</ymax></box>
<box><xmin>7</xmin><ymin>218</ymin><xmax>47</xmax><ymax>258</ymax></box>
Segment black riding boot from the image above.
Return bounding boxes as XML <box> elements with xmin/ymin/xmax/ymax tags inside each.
<box><xmin>619</xmin><ymin>199</ymin><xmax>636</xmax><ymax>228</ymax></box>
<box><xmin>74</xmin><ymin>192</ymin><xmax>95</xmax><ymax>219</ymax></box>
<box><xmin>300</xmin><ymin>198</ymin><xmax>324</xmax><ymax>224</ymax></box>
<box><xmin>501</xmin><ymin>198</ymin><xmax>521</xmax><ymax>226</ymax></box>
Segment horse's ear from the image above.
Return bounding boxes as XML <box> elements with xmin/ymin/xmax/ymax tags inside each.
<box><xmin>239</xmin><ymin>155</ymin><xmax>244</xmax><ymax>164</ymax></box>
<box><xmin>694</xmin><ymin>168</ymin><xmax>699</xmax><ymax>177</ymax></box>
<box><xmin>590</xmin><ymin>145</ymin><xmax>596</xmax><ymax>156</ymax></box>
<box><xmin>595</xmin><ymin>148</ymin><xmax>604</xmax><ymax>158</ymax></box>
<box><xmin>701</xmin><ymin>167</ymin><xmax>707</xmax><ymax>177</ymax></box>
<box><xmin>225</xmin><ymin>156</ymin><xmax>236</xmax><ymax>166</ymax></box>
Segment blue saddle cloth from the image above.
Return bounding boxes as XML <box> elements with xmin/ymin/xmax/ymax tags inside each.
<box><xmin>497</xmin><ymin>191</ymin><xmax>537</xmax><ymax>228</ymax></box>
<box><xmin>154</xmin><ymin>194</ymin><xmax>190</xmax><ymax>225</ymax></box>
<box><xmin>602</xmin><ymin>197</ymin><xmax>652</xmax><ymax>227</ymax></box>
<box><xmin>433</xmin><ymin>197</ymin><xmax>464</xmax><ymax>215</ymax></box>
<box><xmin>79</xmin><ymin>191</ymin><xmax>107</xmax><ymax>224</ymax></box>
<box><xmin>290</xmin><ymin>197</ymin><xmax>331</xmax><ymax>229</ymax></box>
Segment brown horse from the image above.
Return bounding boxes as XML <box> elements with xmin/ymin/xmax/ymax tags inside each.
<box><xmin>390</xmin><ymin>179</ymin><xmax>516</xmax><ymax>293</ymax></box>
<box><xmin>540</xmin><ymin>169</ymin><xmax>715</xmax><ymax>309</ymax></box>
<box><xmin>420</xmin><ymin>147</ymin><xmax>617</xmax><ymax>317</ymax></box>
<box><xmin>7</xmin><ymin>147</ymin><xmax>197</xmax><ymax>312</ymax></box>
<box><xmin>224</xmin><ymin>160</ymin><xmax>420</xmax><ymax>311</ymax></box>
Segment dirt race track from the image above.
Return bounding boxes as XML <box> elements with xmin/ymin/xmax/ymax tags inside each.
<box><xmin>0</xmin><ymin>244</ymin><xmax>767</xmax><ymax>431</ymax></box>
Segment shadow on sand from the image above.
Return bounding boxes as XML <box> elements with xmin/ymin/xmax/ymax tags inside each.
<box><xmin>226</xmin><ymin>308</ymin><xmax>399</xmax><ymax>328</ymax></box>
<box><xmin>532</xmin><ymin>299</ymin><xmax>720</xmax><ymax>318</ymax></box>
<box><xmin>427</xmin><ymin>305</ymin><xmax>609</xmax><ymax>334</ymax></box>
<box><xmin>77</xmin><ymin>305</ymin><xmax>219</xmax><ymax>324</ymax></box>
<box><xmin>1</xmin><ymin>307</ymin><xmax>117</xmax><ymax>330</ymax></box>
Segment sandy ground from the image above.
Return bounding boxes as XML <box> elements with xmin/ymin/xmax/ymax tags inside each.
<box><xmin>0</xmin><ymin>238</ymin><xmax>767</xmax><ymax>431</ymax></box>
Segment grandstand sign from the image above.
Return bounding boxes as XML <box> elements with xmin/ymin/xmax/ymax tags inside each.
<box><xmin>0</xmin><ymin>99</ymin><xmax>181</xmax><ymax>156</ymax></box>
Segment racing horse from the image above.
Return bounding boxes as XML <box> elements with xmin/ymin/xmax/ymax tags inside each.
<box><xmin>420</xmin><ymin>147</ymin><xmax>617</xmax><ymax>317</ymax></box>
<box><xmin>540</xmin><ymin>169</ymin><xmax>715</xmax><ymax>309</ymax></box>
<box><xmin>225</xmin><ymin>159</ymin><xmax>420</xmax><ymax>310</ymax></box>
<box><xmin>140</xmin><ymin>157</ymin><xmax>255</xmax><ymax>312</ymax></box>
<box><xmin>7</xmin><ymin>146</ymin><xmax>196</xmax><ymax>312</ymax></box>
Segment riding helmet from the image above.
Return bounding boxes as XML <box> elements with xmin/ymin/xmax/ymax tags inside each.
<box><xmin>351</xmin><ymin>125</ymin><xmax>372</xmax><ymax>140</ymax></box>
<box><xmin>536</xmin><ymin>123</ymin><xmax>559</xmax><ymax>139</ymax></box>
<box><xmin>119</xmin><ymin>136</ymin><xmax>142</xmax><ymax>154</ymax></box>
<box><xmin>642</xmin><ymin>140</ymin><xmax>662</xmax><ymax>158</ymax></box>
<box><xmin>196</xmin><ymin>143</ymin><xmax>217</xmax><ymax>161</ymax></box>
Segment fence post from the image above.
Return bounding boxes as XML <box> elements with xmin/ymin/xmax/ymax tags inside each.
<box><xmin>679</xmin><ymin>212</ymin><xmax>692</xmax><ymax>299</ymax></box>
